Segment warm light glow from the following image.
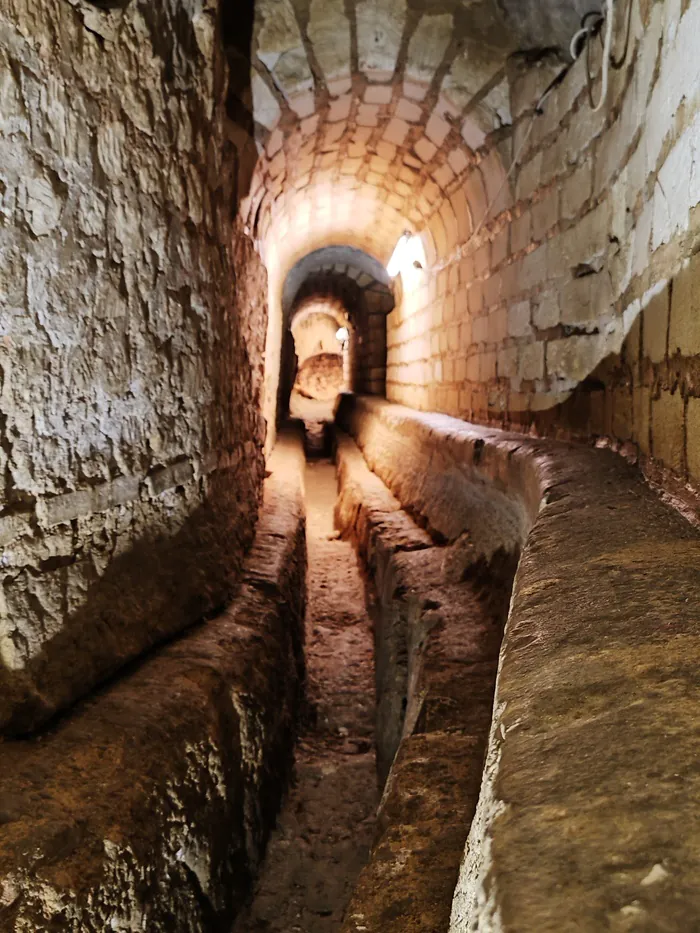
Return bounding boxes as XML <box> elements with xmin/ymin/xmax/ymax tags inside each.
<box><xmin>387</xmin><ymin>232</ymin><xmax>411</xmax><ymax>277</ymax></box>
<box><xmin>336</xmin><ymin>326</ymin><xmax>349</xmax><ymax>342</ymax></box>
<box><xmin>386</xmin><ymin>231</ymin><xmax>426</xmax><ymax>280</ymax></box>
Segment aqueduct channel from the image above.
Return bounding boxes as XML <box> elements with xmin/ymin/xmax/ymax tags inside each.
<box><xmin>2</xmin><ymin>0</ymin><xmax>700</xmax><ymax>929</ymax></box>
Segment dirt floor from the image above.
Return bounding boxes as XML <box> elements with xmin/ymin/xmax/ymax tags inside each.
<box><xmin>233</xmin><ymin>459</ymin><xmax>378</xmax><ymax>933</ymax></box>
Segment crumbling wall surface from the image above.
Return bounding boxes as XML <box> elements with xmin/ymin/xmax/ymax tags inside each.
<box><xmin>385</xmin><ymin>0</ymin><xmax>700</xmax><ymax>494</ymax></box>
<box><xmin>0</xmin><ymin>0</ymin><xmax>267</xmax><ymax>732</ymax></box>
<box><xmin>337</xmin><ymin>396</ymin><xmax>700</xmax><ymax>932</ymax></box>
<box><xmin>0</xmin><ymin>432</ymin><xmax>306</xmax><ymax>933</ymax></box>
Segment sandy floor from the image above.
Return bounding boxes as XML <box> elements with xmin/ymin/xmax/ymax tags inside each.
<box><xmin>233</xmin><ymin>460</ymin><xmax>378</xmax><ymax>933</ymax></box>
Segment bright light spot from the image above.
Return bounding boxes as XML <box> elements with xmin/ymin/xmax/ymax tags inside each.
<box><xmin>386</xmin><ymin>231</ymin><xmax>426</xmax><ymax>281</ymax></box>
<box><xmin>336</xmin><ymin>326</ymin><xmax>349</xmax><ymax>342</ymax></box>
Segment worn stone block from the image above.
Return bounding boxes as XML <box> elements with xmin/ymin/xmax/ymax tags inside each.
<box><xmin>308</xmin><ymin>0</ymin><xmax>352</xmax><ymax>84</ymax></box>
<box><xmin>532</xmin><ymin>289</ymin><xmax>560</xmax><ymax>330</ymax></box>
<box><xmin>561</xmin><ymin>161</ymin><xmax>592</xmax><ymax>220</ymax></box>
<box><xmin>498</xmin><ymin>346</ymin><xmax>518</xmax><ymax>379</ymax></box>
<box><xmin>255</xmin><ymin>0</ymin><xmax>313</xmax><ymax>99</ymax></box>
<box><xmin>511</xmin><ymin>211</ymin><xmax>531</xmax><ymax>254</ymax></box>
<box><xmin>547</xmin><ymin>334</ymin><xmax>605</xmax><ymax>383</ymax></box>
<box><xmin>508</xmin><ymin>299</ymin><xmax>531</xmax><ymax>337</ymax></box>
<box><xmin>406</xmin><ymin>13</ymin><xmax>452</xmax><ymax>87</ymax></box>
<box><xmin>560</xmin><ymin>273</ymin><xmax>614</xmax><ymax>326</ymax></box>
<box><xmin>519</xmin><ymin>340</ymin><xmax>545</xmax><ymax>381</ymax></box>
<box><xmin>356</xmin><ymin>0</ymin><xmax>407</xmax><ymax>79</ymax></box>
<box><xmin>515</xmin><ymin>152</ymin><xmax>542</xmax><ymax>203</ymax></box>
<box><xmin>652</xmin><ymin>389</ymin><xmax>685</xmax><ymax>473</ymax></box>
<box><xmin>670</xmin><ymin>254</ymin><xmax>700</xmax><ymax>356</ymax></box>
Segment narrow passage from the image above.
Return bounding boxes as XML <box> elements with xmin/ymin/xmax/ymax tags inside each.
<box><xmin>234</xmin><ymin>457</ymin><xmax>378</xmax><ymax>932</ymax></box>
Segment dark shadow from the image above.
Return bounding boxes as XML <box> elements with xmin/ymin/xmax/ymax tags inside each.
<box><xmin>221</xmin><ymin>0</ymin><xmax>258</xmax><ymax>202</ymax></box>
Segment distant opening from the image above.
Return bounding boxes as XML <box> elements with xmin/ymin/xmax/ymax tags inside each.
<box><xmin>290</xmin><ymin>300</ymin><xmax>351</xmax><ymax>416</ymax></box>
<box><xmin>279</xmin><ymin>245</ymin><xmax>395</xmax><ymax>430</ymax></box>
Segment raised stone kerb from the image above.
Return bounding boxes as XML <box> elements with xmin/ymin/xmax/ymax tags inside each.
<box><xmin>336</xmin><ymin>395</ymin><xmax>700</xmax><ymax>933</ymax></box>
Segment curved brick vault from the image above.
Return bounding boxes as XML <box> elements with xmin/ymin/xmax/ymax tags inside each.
<box><xmin>239</xmin><ymin>0</ymin><xmax>652</xmax><ymax>455</ymax></box>
<box><xmin>239</xmin><ymin>0</ymin><xmax>700</xmax><ymax>507</ymax></box>
<box><xmin>243</xmin><ymin>0</ymin><xmax>524</xmax><ymax>439</ymax></box>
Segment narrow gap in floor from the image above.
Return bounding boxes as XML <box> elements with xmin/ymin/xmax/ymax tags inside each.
<box><xmin>233</xmin><ymin>450</ymin><xmax>378</xmax><ymax>932</ymax></box>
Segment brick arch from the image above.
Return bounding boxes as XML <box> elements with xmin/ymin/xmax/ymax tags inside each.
<box><xmin>290</xmin><ymin>295</ymin><xmax>349</xmax><ymax>334</ymax></box>
<box><xmin>249</xmin><ymin>98</ymin><xmax>509</xmax><ymax>443</ymax></box>
<box><xmin>244</xmin><ymin>0</ymin><xmax>519</xmax><ymax>445</ymax></box>
<box><xmin>278</xmin><ymin>256</ymin><xmax>395</xmax><ymax>416</ymax></box>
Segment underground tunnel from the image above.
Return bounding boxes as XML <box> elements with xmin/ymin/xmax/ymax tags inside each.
<box><xmin>3</xmin><ymin>0</ymin><xmax>700</xmax><ymax>929</ymax></box>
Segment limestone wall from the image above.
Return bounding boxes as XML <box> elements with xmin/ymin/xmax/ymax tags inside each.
<box><xmin>245</xmin><ymin>0</ymin><xmax>519</xmax><ymax>442</ymax></box>
<box><xmin>386</xmin><ymin>0</ymin><xmax>700</xmax><ymax>493</ymax></box>
<box><xmin>0</xmin><ymin>430</ymin><xmax>307</xmax><ymax>931</ymax></box>
<box><xmin>0</xmin><ymin>0</ymin><xmax>267</xmax><ymax>730</ymax></box>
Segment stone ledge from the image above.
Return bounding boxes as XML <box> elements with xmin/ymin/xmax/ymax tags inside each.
<box><xmin>0</xmin><ymin>430</ymin><xmax>306</xmax><ymax>932</ymax></box>
<box><xmin>335</xmin><ymin>428</ymin><xmax>507</xmax><ymax>933</ymax></box>
<box><xmin>337</xmin><ymin>394</ymin><xmax>700</xmax><ymax>933</ymax></box>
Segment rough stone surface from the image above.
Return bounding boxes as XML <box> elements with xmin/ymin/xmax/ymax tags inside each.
<box><xmin>296</xmin><ymin>353</ymin><xmax>345</xmax><ymax>401</ymax></box>
<box><xmin>356</xmin><ymin>0</ymin><xmax>407</xmax><ymax>79</ymax></box>
<box><xmin>0</xmin><ymin>0</ymin><xmax>268</xmax><ymax>732</ymax></box>
<box><xmin>307</xmin><ymin>0</ymin><xmax>352</xmax><ymax>85</ymax></box>
<box><xmin>0</xmin><ymin>431</ymin><xmax>306</xmax><ymax>932</ymax></box>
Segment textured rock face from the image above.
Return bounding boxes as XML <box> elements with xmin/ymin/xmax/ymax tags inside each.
<box><xmin>0</xmin><ymin>431</ymin><xmax>306</xmax><ymax>932</ymax></box>
<box><xmin>0</xmin><ymin>0</ymin><xmax>267</xmax><ymax>731</ymax></box>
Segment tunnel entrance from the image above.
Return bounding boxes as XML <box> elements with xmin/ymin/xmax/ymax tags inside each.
<box><xmin>280</xmin><ymin>247</ymin><xmax>395</xmax><ymax>457</ymax></box>
<box><xmin>288</xmin><ymin>296</ymin><xmax>351</xmax><ymax>457</ymax></box>
<box><xmin>290</xmin><ymin>304</ymin><xmax>347</xmax><ymax>404</ymax></box>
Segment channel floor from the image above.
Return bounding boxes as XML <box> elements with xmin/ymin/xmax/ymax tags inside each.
<box><xmin>233</xmin><ymin>458</ymin><xmax>378</xmax><ymax>932</ymax></box>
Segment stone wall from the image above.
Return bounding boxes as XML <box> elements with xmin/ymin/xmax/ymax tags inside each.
<box><xmin>353</xmin><ymin>287</ymin><xmax>392</xmax><ymax>397</ymax></box>
<box><xmin>0</xmin><ymin>0</ymin><xmax>267</xmax><ymax>731</ymax></box>
<box><xmin>386</xmin><ymin>0</ymin><xmax>700</xmax><ymax>493</ymax></box>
